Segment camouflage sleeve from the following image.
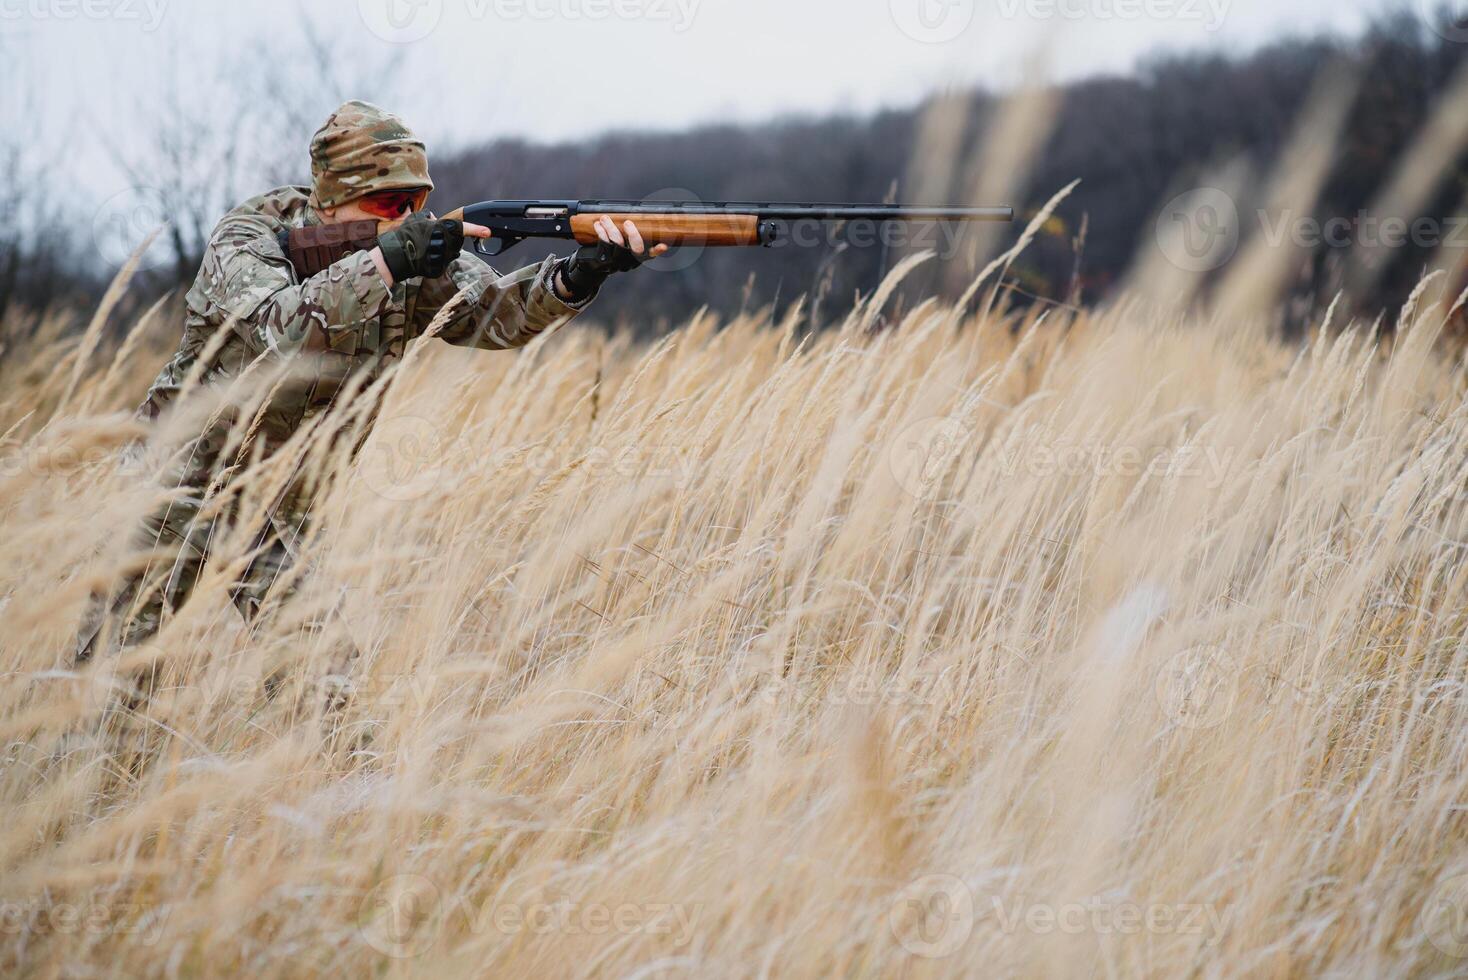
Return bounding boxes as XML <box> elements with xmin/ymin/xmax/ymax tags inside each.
<box><xmin>188</xmin><ymin>216</ymin><xmax>396</xmax><ymax>357</ymax></box>
<box><xmin>413</xmin><ymin>253</ymin><xmax>588</xmax><ymax>350</ymax></box>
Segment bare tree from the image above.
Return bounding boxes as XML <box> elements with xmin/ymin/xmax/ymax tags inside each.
<box><xmin>0</xmin><ymin>38</ymin><xmax>89</xmax><ymax>322</ymax></box>
<box><xmin>97</xmin><ymin>9</ymin><xmax>401</xmax><ymax>285</ymax></box>
<box><xmin>250</xmin><ymin>12</ymin><xmax>404</xmax><ymax>186</ymax></box>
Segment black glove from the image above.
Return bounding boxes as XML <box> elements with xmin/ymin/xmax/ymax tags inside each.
<box><xmin>377</xmin><ymin>213</ymin><xmax>464</xmax><ymax>282</ymax></box>
<box><xmin>558</xmin><ymin>240</ymin><xmax>648</xmax><ymax>301</ymax></box>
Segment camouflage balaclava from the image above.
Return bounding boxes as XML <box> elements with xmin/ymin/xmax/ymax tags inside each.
<box><xmin>308</xmin><ymin>100</ymin><xmax>434</xmax><ymax>211</ymax></box>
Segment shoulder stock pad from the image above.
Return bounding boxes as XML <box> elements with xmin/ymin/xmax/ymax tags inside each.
<box><xmin>279</xmin><ymin>219</ymin><xmax>381</xmax><ymax>279</ymax></box>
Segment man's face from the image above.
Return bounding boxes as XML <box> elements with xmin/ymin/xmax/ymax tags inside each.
<box><xmin>323</xmin><ymin>188</ymin><xmax>429</xmax><ymax>225</ymax></box>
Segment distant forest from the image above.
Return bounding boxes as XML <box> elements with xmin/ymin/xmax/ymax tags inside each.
<box><xmin>425</xmin><ymin>14</ymin><xmax>1468</xmax><ymax>329</ymax></box>
<box><xmin>5</xmin><ymin>13</ymin><xmax>1466</xmax><ymax>332</ymax></box>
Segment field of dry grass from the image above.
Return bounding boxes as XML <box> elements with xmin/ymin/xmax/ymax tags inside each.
<box><xmin>1</xmin><ymin>229</ymin><xmax>1466</xmax><ymax>977</ymax></box>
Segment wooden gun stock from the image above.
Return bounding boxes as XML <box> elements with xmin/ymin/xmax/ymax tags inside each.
<box><xmin>445</xmin><ymin>207</ymin><xmax>761</xmax><ymax>248</ymax></box>
<box><xmin>568</xmin><ymin>212</ymin><xmax>760</xmax><ymax>247</ymax></box>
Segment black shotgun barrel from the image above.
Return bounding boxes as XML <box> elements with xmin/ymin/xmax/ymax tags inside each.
<box><xmin>573</xmin><ymin>201</ymin><xmax>1014</xmax><ymax>221</ymax></box>
<box><xmin>465</xmin><ymin>200</ymin><xmax>1012</xmax><ymax>221</ymax></box>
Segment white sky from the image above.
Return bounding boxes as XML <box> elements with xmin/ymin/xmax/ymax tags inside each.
<box><xmin>3</xmin><ymin>0</ymin><xmax>1417</xmax><ymax>199</ymax></box>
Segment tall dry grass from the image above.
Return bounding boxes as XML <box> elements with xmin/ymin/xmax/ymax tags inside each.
<box><xmin>5</xmin><ymin>65</ymin><xmax>1468</xmax><ymax>971</ymax></box>
<box><xmin>2</xmin><ymin>242</ymin><xmax>1467</xmax><ymax>976</ymax></box>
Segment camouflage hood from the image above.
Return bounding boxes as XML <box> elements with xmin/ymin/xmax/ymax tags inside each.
<box><xmin>308</xmin><ymin>100</ymin><xmax>434</xmax><ymax>211</ymax></box>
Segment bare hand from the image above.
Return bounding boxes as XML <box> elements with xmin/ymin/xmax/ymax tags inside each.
<box><xmin>591</xmin><ymin>215</ymin><xmax>671</xmax><ymax>258</ymax></box>
<box><xmin>459</xmin><ymin>217</ymin><xmax>666</xmax><ymax>255</ymax></box>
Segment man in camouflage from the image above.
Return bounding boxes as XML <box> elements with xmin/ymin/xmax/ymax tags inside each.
<box><xmin>79</xmin><ymin>100</ymin><xmax>663</xmax><ymax>659</ymax></box>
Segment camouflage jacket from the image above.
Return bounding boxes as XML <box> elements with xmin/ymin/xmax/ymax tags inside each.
<box><xmin>140</xmin><ymin>185</ymin><xmax>587</xmax><ymax>468</ymax></box>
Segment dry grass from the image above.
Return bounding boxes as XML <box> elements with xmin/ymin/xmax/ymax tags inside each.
<box><xmin>2</xmin><ymin>239</ymin><xmax>1467</xmax><ymax>978</ymax></box>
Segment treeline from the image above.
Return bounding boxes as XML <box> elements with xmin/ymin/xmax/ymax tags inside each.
<box><xmin>429</xmin><ymin>13</ymin><xmax>1467</xmax><ymax>329</ymax></box>
<box><xmin>5</xmin><ymin>14</ymin><xmax>1466</xmax><ymax>332</ymax></box>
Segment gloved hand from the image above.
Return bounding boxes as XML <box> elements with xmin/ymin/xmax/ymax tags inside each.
<box><xmin>557</xmin><ymin>239</ymin><xmax>648</xmax><ymax>301</ymax></box>
<box><xmin>377</xmin><ymin>213</ymin><xmax>465</xmax><ymax>282</ymax></box>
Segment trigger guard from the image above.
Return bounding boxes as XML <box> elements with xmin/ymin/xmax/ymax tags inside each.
<box><xmin>474</xmin><ymin>237</ymin><xmax>507</xmax><ymax>256</ymax></box>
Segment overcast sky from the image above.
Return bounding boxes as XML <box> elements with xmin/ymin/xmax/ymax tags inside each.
<box><xmin>4</xmin><ymin>0</ymin><xmax>1421</xmax><ymax>198</ymax></box>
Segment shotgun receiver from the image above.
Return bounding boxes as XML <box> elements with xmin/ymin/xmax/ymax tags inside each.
<box><xmin>278</xmin><ymin>200</ymin><xmax>1013</xmax><ymax>277</ymax></box>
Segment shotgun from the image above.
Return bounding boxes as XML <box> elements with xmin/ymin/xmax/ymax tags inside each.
<box><xmin>278</xmin><ymin>199</ymin><xmax>1013</xmax><ymax>277</ymax></box>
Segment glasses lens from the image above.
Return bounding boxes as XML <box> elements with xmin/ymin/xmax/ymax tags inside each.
<box><xmin>360</xmin><ymin>192</ymin><xmax>422</xmax><ymax>218</ymax></box>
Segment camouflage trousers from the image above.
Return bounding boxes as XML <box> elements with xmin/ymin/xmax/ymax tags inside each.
<box><xmin>75</xmin><ymin>483</ymin><xmax>309</xmax><ymax>662</ymax></box>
